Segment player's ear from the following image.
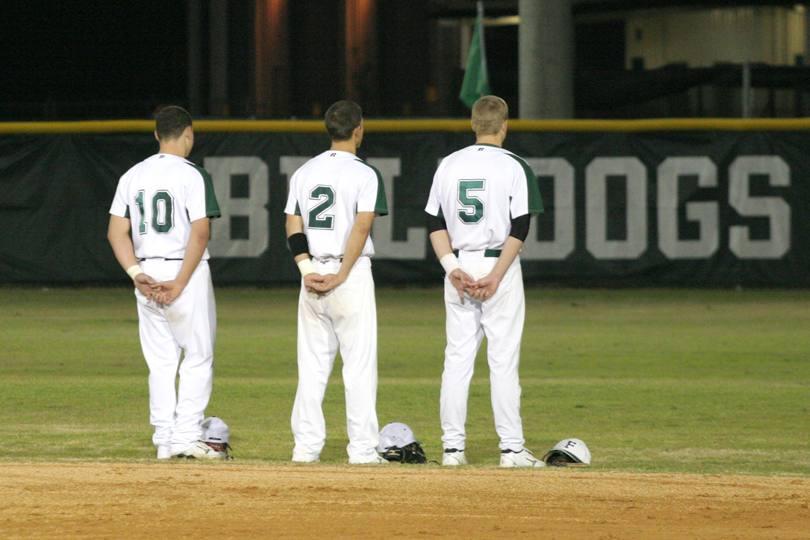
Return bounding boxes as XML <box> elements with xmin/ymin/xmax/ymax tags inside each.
<box><xmin>184</xmin><ymin>126</ymin><xmax>195</xmax><ymax>155</ymax></box>
<box><xmin>154</xmin><ymin>130</ymin><xmax>160</xmax><ymax>143</ymax></box>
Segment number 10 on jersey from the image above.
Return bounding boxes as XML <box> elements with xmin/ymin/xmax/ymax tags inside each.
<box><xmin>135</xmin><ymin>189</ymin><xmax>175</xmax><ymax>234</ymax></box>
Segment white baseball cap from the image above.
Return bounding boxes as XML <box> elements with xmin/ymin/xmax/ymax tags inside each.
<box><xmin>201</xmin><ymin>416</ymin><xmax>230</xmax><ymax>444</ymax></box>
<box><xmin>543</xmin><ymin>438</ymin><xmax>591</xmax><ymax>465</ymax></box>
<box><xmin>377</xmin><ymin>422</ymin><xmax>416</xmax><ymax>452</ymax></box>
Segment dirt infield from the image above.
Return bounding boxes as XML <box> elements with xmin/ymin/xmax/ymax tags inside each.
<box><xmin>2</xmin><ymin>462</ymin><xmax>808</xmax><ymax>539</ymax></box>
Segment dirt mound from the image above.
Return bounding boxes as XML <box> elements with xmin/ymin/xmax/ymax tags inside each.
<box><xmin>2</xmin><ymin>462</ymin><xmax>807</xmax><ymax>539</ymax></box>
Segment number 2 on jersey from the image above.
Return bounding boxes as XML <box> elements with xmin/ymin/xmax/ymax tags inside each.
<box><xmin>135</xmin><ymin>189</ymin><xmax>175</xmax><ymax>234</ymax></box>
<box><xmin>308</xmin><ymin>185</ymin><xmax>336</xmax><ymax>230</ymax></box>
<box><xmin>457</xmin><ymin>180</ymin><xmax>485</xmax><ymax>223</ymax></box>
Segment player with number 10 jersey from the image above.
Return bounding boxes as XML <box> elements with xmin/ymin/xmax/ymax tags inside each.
<box><xmin>111</xmin><ymin>154</ymin><xmax>220</xmax><ymax>261</ymax></box>
<box><xmin>108</xmin><ymin>106</ymin><xmax>222</xmax><ymax>460</ymax></box>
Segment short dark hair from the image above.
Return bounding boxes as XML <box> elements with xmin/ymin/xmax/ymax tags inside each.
<box><xmin>155</xmin><ymin>106</ymin><xmax>193</xmax><ymax>141</ymax></box>
<box><xmin>471</xmin><ymin>96</ymin><xmax>508</xmax><ymax>136</ymax></box>
<box><xmin>325</xmin><ymin>101</ymin><xmax>362</xmax><ymax>141</ymax></box>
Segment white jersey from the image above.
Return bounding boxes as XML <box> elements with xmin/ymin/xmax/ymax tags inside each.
<box><xmin>425</xmin><ymin>144</ymin><xmax>543</xmax><ymax>251</ymax></box>
<box><xmin>285</xmin><ymin>150</ymin><xmax>388</xmax><ymax>259</ymax></box>
<box><xmin>109</xmin><ymin>153</ymin><xmax>221</xmax><ymax>260</ymax></box>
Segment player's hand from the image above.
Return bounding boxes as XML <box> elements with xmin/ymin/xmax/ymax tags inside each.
<box><xmin>312</xmin><ymin>273</ymin><xmax>344</xmax><ymax>293</ymax></box>
<box><xmin>134</xmin><ymin>273</ymin><xmax>158</xmax><ymax>300</ymax></box>
<box><xmin>469</xmin><ymin>273</ymin><xmax>501</xmax><ymax>301</ymax></box>
<box><xmin>151</xmin><ymin>280</ymin><xmax>185</xmax><ymax>305</ymax></box>
<box><xmin>448</xmin><ymin>268</ymin><xmax>475</xmax><ymax>303</ymax></box>
<box><xmin>304</xmin><ymin>272</ymin><xmax>325</xmax><ymax>294</ymax></box>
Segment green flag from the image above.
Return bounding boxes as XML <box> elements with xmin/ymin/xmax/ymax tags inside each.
<box><xmin>459</xmin><ymin>1</ymin><xmax>490</xmax><ymax>109</ymax></box>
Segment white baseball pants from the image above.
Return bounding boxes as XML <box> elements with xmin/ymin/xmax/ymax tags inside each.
<box><xmin>440</xmin><ymin>252</ymin><xmax>526</xmax><ymax>452</ymax></box>
<box><xmin>291</xmin><ymin>256</ymin><xmax>381</xmax><ymax>462</ymax></box>
<box><xmin>136</xmin><ymin>259</ymin><xmax>216</xmax><ymax>454</ymax></box>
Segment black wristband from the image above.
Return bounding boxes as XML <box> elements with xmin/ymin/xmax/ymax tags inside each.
<box><xmin>287</xmin><ymin>232</ymin><xmax>310</xmax><ymax>257</ymax></box>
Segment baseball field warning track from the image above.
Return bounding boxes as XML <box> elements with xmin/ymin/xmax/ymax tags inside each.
<box><xmin>2</xmin><ymin>462</ymin><xmax>808</xmax><ymax>539</ymax></box>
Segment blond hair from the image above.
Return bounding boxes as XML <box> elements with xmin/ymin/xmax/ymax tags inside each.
<box><xmin>471</xmin><ymin>95</ymin><xmax>508</xmax><ymax>136</ymax></box>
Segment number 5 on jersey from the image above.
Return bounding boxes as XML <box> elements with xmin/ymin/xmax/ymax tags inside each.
<box><xmin>458</xmin><ymin>180</ymin><xmax>485</xmax><ymax>224</ymax></box>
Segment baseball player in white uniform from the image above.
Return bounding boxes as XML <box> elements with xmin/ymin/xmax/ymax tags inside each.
<box><xmin>108</xmin><ymin>106</ymin><xmax>224</xmax><ymax>460</ymax></box>
<box><xmin>284</xmin><ymin>100</ymin><xmax>389</xmax><ymax>464</ymax></box>
<box><xmin>425</xmin><ymin>95</ymin><xmax>545</xmax><ymax>467</ymax></box>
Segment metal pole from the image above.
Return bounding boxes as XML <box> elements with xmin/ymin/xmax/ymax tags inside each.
<box><xmin>742</xmin><ymin>61</ymin><xmax>751</xmax><ymax>118</ymax></box>
<box><xmin>209</xmin><ymin>0</ymin><xmax>229</xmax><ymax>117</ymax></box>
<box><xmin>518</xmin><ymin>0</ymin><xmax>574</xmax><ymax>118</ymax></box>
<box><xmin>187</xmin><ymin>0</ymin><xmax>202</xmax><ymax>116</ymax></box>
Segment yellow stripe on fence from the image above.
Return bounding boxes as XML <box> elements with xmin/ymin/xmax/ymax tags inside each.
<box><xmin>2</xmin><ymin>118</ymin><xmax>810</xmax><ymax>134</ymax></box>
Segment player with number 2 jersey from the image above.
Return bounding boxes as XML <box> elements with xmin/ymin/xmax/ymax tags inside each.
<box><xmin>284</xmin><ymin>100</ymin><xmax>389</xmax><ymax>465</ymax></box>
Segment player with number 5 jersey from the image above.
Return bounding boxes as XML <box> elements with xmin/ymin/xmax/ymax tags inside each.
<box><xmin>425</xmin><ymin>95</ymin><xmax>544</xmax><ymax>467</ymax></box>
<box><xmin>108</xmin><ymin>106</ymin><xmax>223</xmax><ymax>460</ymax></box>
<box><xmin>284</xmin><ymin>100</ymin><xmax>389</xmax><ymax>464</ymax></box>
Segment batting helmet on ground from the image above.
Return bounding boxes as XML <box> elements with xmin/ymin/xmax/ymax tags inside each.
<box><xmin>201</xmin><ymin>416</ymin><xmax>233</xmax><ymax>458</ymax></box>
<box><xmin>542</xmin><ymin>438</ymin><xmax>591</xmax><ymax>467</ymax></box>
<box><xmin>378</xmin><ymin>423</ymin><xmax>428</xmax><ymax>464</ymax></box>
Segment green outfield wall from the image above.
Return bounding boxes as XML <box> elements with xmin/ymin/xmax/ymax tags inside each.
<box><xmin>1</xmin><ymin>119</ymin><xmax>808</xmax><ymax>286</ymax></box>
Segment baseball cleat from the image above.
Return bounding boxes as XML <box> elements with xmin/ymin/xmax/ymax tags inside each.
<box><xmin>348</xmin><ymin>454</ymin><xmax>389</xmax><ymax>464</ymax></box>
<box><xmin>292</xmin><ymin>448</ymin><xmax>320</xmax><ymax>463</ymax></box>
<box><xmin>157</xmin><ymin>444</ymin><xmax>172</xmax><ymax>460</ymax></box>
<box><xmin>171</xmin><ymin>440</ymin><xmax>228</xmax><ymax>460</ymax></box>
<box><xmin>442</xmin><ymin>448</ymin><xmax>467</xmax><ymax>466</ymax></box>
<box><xmin>292</xmin><ymin>456</ymin><xmax>321</xmax><ymax>463</ymax></box>
<box><xmin>500</xmin><ymin>448</ymin><xmax>546</xmax><ymax>468</ymax></box>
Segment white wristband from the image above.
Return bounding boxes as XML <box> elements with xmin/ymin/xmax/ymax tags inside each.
<box><xmin>126</xmin><ymin>264</ymin><xmax>144</xmax><ymax>281</ymax></box>
<box><xmin>439</xmin><ymin>253</ymin><xmax>460</xmax><ymax>276</ymax></box>
<box><xmin>297</xmin><ymin>258</ymin><xmax>316</xmax><ymax>277</ymax></box>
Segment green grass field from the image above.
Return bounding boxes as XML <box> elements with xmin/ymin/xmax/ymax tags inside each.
<box><xmin>1</xmin><ymin>286</ymin><xmax>808</xmax><ymax>476</ymax></box>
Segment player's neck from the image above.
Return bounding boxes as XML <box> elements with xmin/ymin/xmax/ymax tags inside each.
<box><xmin>156</xmin><ymin>128</ymin><xmax>193</xmax><ymax>158</ymax></box>
<box><xmin>159</xmin><ymin>149</ymin><xmax>187</xmax><ymax>158</ymax></box>
<box><xmin>330</xmin><ymin>140</ymin><xmax>357</xmax><ymax>155</ymax></box>
<box><xmin>475</xmin><ymin>134</ymin><xmax>503</xmax><ymax>147</ymax></box>
<box><xmin>159</xmin><ymin>140</ymin><xmax>191</xmax><ymax>158</ymax></box>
